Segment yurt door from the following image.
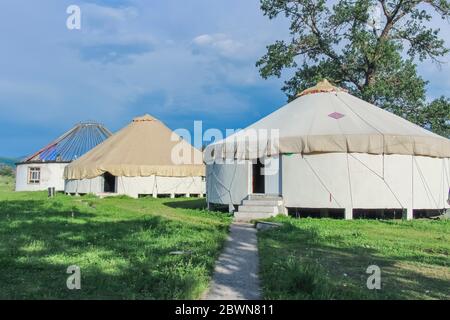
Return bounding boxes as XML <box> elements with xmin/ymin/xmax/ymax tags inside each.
<box><xmin>103</xmin><ymin>173</ymin><xmax>117</xmax><ymax>193</ymax></box>
<box><xmin>252</xmin><ymin>160</ymin><xmax>265</xmax><ymax>193</ymax></box>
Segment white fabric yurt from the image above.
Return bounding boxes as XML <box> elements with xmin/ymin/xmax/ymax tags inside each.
<box><xmin>64</xmin><ymin>114</ymin><xmax>205</xmax><ymax>198</ymax></box>
<box><xmin>15</xmin><ymin>122</ymin><xmax>112</xmax><ymax>192</ymax></box>
<box><xmin>205</xmin><ymin>80</ymin><xmax>450</xmax><ymax>220</ymax></box>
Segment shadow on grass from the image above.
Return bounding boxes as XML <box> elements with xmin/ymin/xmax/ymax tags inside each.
<box><xmin>163</xmin><ymin>199</ymin><xmax>207</xmax><ymax>210</ymax></box>
<box><xmin>0</xmin><ymin>199</ymin><xmax>96</xmax><ymax>220</ymax></box>
<box><xmin>0</xmin><ymin>199</ymin><xmax>227</xmax><ymax>299</ymax></box>
<box><xmin>259</xmin><ymin>223</ymin><xmax>450</xmax><ymax>300</ymax></box>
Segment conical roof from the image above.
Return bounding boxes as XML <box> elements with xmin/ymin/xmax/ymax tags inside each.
<box><xmin>206</xmin><ymin>80</ymin><xmax>450</xmax><ymax>161</ymax></box>
<box><xmin>21</xmin><ymin>122</ymin><xmax>112</xmax><ymax>163</ymax></box>
<box><xmin>297</xmin><ymin>79</ymin><xmax>346</xmax><ymax>96</ymax></box>
<box><xmin>64</xmin><ymin>114</ymin><xmax>205</xmax><ymax>179</ymax></box>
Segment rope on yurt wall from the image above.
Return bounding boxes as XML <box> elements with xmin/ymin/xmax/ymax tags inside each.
<box><xmin>211</xmin><ymin>173</ymin><xmax>232</xmax><ymax>201</ymax></box>
<box><xmin>442</xmin><ymin>158</ymin><xmax>450</xmax><ymax>206</ymax></box>
<box><xmin>348</xmin><ymin>154</ymin><xmax>405</xmax><ymax>208</ymax></box>
<box><xmin>413</xmin><ymin>157</ymin><xmax>440</xmax><ymax>209</ymax></box>
<box><xmin>437</xmin><ymin>158</ymin><xmax>450</xmax><ymax>207</ymax></box>
<box><xmin>348</xmin><ymin>154</ymin><xmax>382</xmax><ymax>178</ymax></box>
<box><xmin>329</xmin><ymin>95</ymin><xmax>354</xmax><ymax>209</ymax></box>
<box><xmin>334</xmin><ymin>94</ymin><xmax>385</xmax><ymax>136</ymax></box>
<box><xmin>333</xmin><ymin>93</ymin><xmax>411</xmax><ymax>209</ymax></box>
<box><xmin>120</xmin><ymin>176</ymin><xmax>126</xmax><ymax>194</ymax></box>
<box><xmin>444</xmin><ymin>159</ymin><xmax>450</xmax><ymax>205</ymax></box>
<box><xmin>438</xmin><ymin>160</ymin><xmax>444</xmax><ymax>207</ymax></box>
<box><xmin>335</xmin><ymin>93</ymin><xmax>387</xmax><ymax>179</ymax></box>
<box><xmin>303</xmin><ymin>156</ymin><xmax>342</xmax><ymax>207</ymax></box>
<box><xmin>207</xmin><ymin>164</ymin><xmax>235</xmax><ymax>204</ymax></box>
<box><xmin>346</xmin><ymin>153</ymin><xmax>354</xmax><ymax>210</ymax></box>
<box><xmin>444</xmin><ymin>158</ymin><xmax>450</xmax><ymax>187</ymax></box>
<box><xmin>311</xmin><ymin>92</ymin><xmax>403</xmax><ymax>209</ymax></box>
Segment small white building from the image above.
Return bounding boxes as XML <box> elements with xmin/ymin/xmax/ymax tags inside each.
<box><xmin>205</xmin><ymin>80</ymin><xmax>450</xmax><ymax>220</ymax></box>
<box><xmin>64</xmin><ymin>114</ymin><xmax>205</xmax><ymax>198</ymax></box>
<box><xmin>15</xmin><ymin>122</ymin><xmax>112</xmax><ymax>192</ymax></box>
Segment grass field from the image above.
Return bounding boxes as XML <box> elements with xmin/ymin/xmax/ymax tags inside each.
<box><xmin>2</xmin><ymin>175</ymin><xmax>449</xmax><ymax>300</ymax></box>
<box><xmin>0</xmin><ymin>176</ymin><xmax>232</xmax><ymax>299</ymax></box>
<box><xmin>259</xmin><ymin>216</ymin><xmax>450</xmax><ymax>300</ymax></box>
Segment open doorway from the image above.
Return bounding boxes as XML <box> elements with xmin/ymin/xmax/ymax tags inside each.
<box><xmin>252</xmin><ymin>159</ymin><xmax>265</xmax><ymax>194</ymax></box>
<box><xmin>103</xmin><ymin>172</ymin><xmax>117</xmax><ymax>193</ymax></box>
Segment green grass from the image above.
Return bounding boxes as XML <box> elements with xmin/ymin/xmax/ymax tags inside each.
<box><xmin>4</xmin><ymin>173</ymin><xmax>449</xmax><ymax>300</ymax></box>
<box><xmin>0</xmin><ymin>175</ymin><xmax>14</xmax><ymax>193</ymax></box>
<box><xmin>259</xmin><ymin>216</ymin><xmax>450</xmax><ymax>300</ymax></box>
<box><xmin>0</xmin><ymin>177</ymin><xmax>232</xmax><ymax>299</ymax></box>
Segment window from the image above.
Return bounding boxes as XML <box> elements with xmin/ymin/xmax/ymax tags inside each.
<box><xmin>28</xmin><ymin>167</ymin><xmax>41</xmax><ymax>184</ymax></box>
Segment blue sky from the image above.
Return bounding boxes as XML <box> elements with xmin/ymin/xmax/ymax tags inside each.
<box><xmin>0</xmin><ymin>0</ymin><xmax>449</xmax><ymax>157</ymax></box>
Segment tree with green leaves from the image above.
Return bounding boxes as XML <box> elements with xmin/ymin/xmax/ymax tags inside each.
<box><xmin>257</xmin><ymin>0</ymin><xmax>450</xmax><ymax>137</ymax></box>
<box><xmin>0</xmin><ymin>165</ymin><xmax>14</xmax><ymax>177</ymax></box>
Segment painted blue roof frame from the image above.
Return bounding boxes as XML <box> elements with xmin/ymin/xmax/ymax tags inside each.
<box><xmin>22</xmin><ymin>122</ymin><xmax>112</xmax><ymax>163</ymax></box>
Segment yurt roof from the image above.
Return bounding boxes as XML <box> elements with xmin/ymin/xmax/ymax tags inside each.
<box><xmin>206</xmin><ymin>80</ymin><xmax>450</xmax><ymax>160</ymax></box>
<box><xmin>64</xmin><ymin>114</ymin><xmax>205</xmax><ymax>180</ymax></box>
<box><xmin>20</xmin><ymin>122</ymin><xmax>112</xmax><ymax>164</ymax></box>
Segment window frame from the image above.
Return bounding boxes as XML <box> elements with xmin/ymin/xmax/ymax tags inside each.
<box><xmin>28</xmin><ymin>167</ymin><xmax>41</xmax><ymax>185</ymax></box>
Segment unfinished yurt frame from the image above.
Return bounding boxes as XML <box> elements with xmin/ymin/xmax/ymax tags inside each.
<box><xmin>15</xmin><ymin>122</ymin><xmax>112</xmax><ymax>192</ymax></box>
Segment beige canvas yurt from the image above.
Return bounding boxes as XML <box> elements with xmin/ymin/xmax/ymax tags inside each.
<box><xmin>64</xmin><ymin>114</ymin><xmax>205</xmax><ymax>198</ymax></box>
<box><xmin>205</xmin><ymin>80</ymin><xmax>450</xmax><ymax>221</ymax></box>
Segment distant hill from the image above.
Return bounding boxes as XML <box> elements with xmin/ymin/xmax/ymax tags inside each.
<box><xmin>0</xmin><ymin>157</ymin><xmax>20</xmax><ymax>168</ymax></box>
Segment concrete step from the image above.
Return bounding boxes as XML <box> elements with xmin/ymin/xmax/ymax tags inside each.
<box><xmin>237</xmin><ymin>205</ymin><xmax>279</xmax><ymax>213</ymax></box>
<box><xmin>248</xmin><ymin>194</ymin><xmax>282</xmax><ymax>201</ymax></box>
<box><xmin>234</xmin><ymin>211</ymin><xmax>277</xmax><ymax>222</ymax></box>
<box><xmin>242</xmin><ymin>199</ymin><xmax>283</xmax><ymax>206</ymax></box>
<box><xmin>235</xmin><ymin>193</ymin><xmax>287</xmax><ymax>222</ymax></box>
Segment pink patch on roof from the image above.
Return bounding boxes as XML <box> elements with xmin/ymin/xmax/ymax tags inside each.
<box><xmin>328</xmin><ymin>112</ymin><xmax>345</xmax><ymax>120</ymax></box>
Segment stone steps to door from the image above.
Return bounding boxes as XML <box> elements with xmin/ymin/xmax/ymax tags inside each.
<box><xmin>248</xmin><ymin>193</ymin><xmax>282</xmax><ymax>200</ymax></box>
<box><xmin>242</xmin><ymin>199</ymin><xmax>284</xmax><ymax>206</ymax></box>
<box><xmin>234</xmin><ymin>194</ymin><xmax>287</xmax><ymax>222</ymax></box>
<box><xmin>237</xmin><ymin>205</ymin><xmax>280</xmax><ymax>213</ymax></box>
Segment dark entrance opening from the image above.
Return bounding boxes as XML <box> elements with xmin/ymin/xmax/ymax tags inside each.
<box><xmin>252</xmin><ymin>160</ymin><xmax>265</xmax><ymax>194</ymax></box>
<box><xmin>103</xmin><ymin>172</ymin><xmax>116</xmax><ymax>193</ymax></box>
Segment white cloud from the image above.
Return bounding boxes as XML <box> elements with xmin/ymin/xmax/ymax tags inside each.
<box><xmin>83</xmin><ymin>3</ymin><xmax>139</xmax><ymax>26</ymax></box>
<box><xmin>0</xmin><ymin>0</ymin><xmax>291</xmax><ymax>155</ymax></box>
<box><xmin>192</xmin><ymin>33</ymin><xmax>245</xmax><ymax>57</ymax></box>
<box><xmin>192</xmin><ymin>34</ymin><xmax>214</xmax><ymax>45</ymax></box>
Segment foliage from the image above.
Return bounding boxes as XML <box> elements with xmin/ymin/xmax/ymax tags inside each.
<box><xmin>258</xmin><ymin>216</ymin><xmax>450</xmax><ymax>299</ymax></box>
<box><xmin>0</xmin><ymin>157</ymin><xmax>19</xmax><ymax>168</ymax></box>
<box><xmin>418</xmin><ymin>96</ymin><xmax>450</xmax><ymax>137</ymax></box>
<box><xmin>0</xmin><ymin>165</ymin><xmax>14</xmax><ymax>177</ymax></box>
<box><xmin>257</xmin><ymin>0</ymin><xmax>450</xmax><ymax>137</ymax></box>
